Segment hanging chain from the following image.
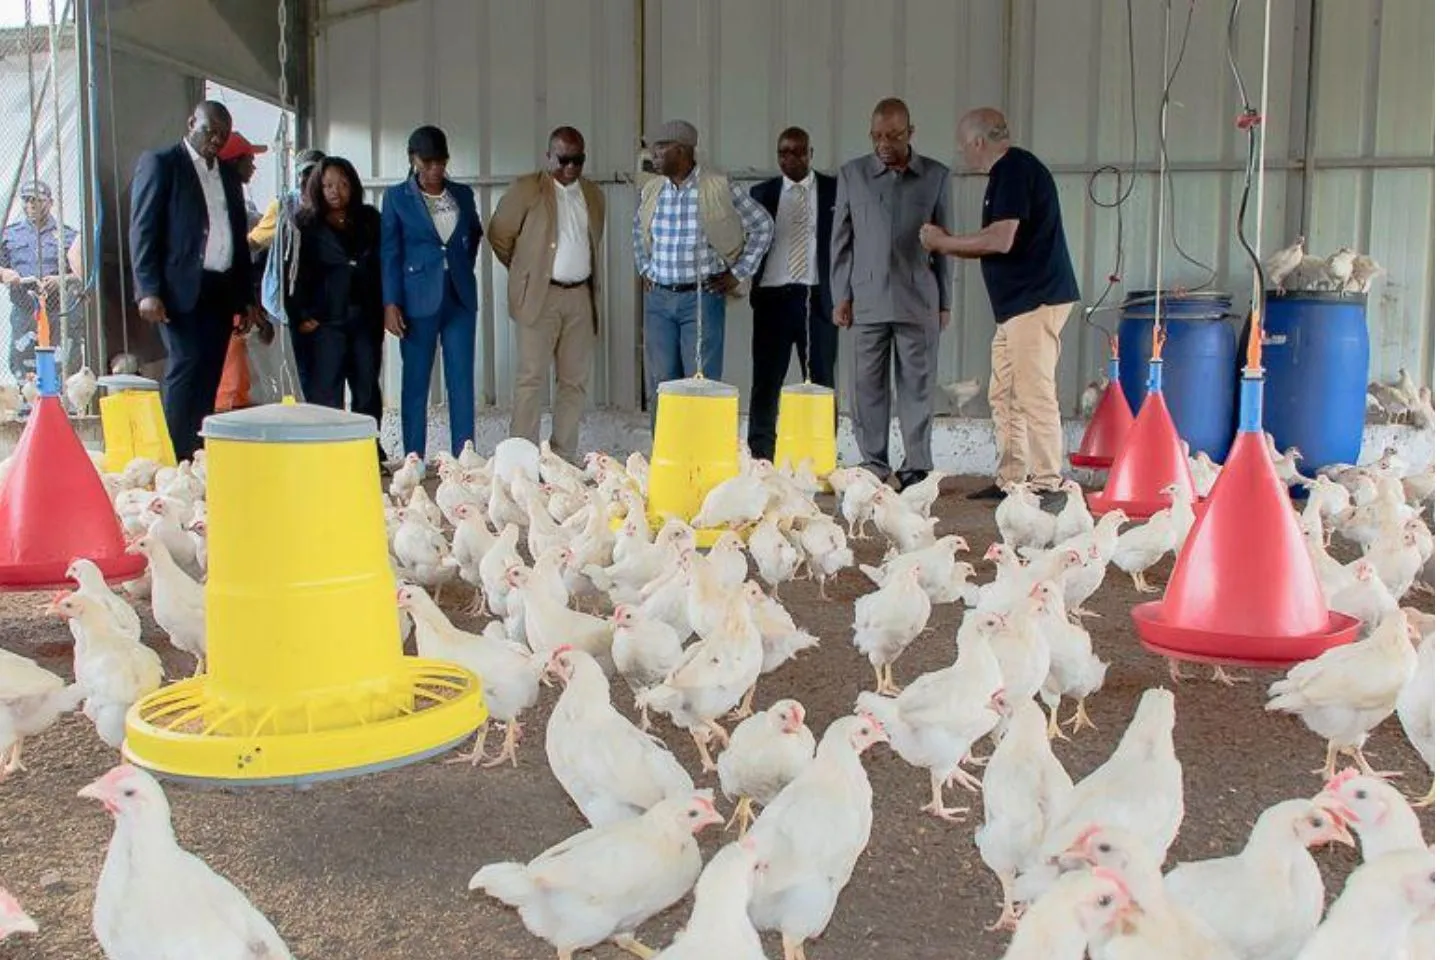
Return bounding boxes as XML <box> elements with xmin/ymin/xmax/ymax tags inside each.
<box><xmin>276</xmin><ymin>0</ymin><xmax>289</xmax><ymax>108</ymax></box>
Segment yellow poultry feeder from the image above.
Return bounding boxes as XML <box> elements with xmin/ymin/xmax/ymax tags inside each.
<box><xmin>774</xmin><ymin>382</ymin><xmax>837</xmax><ymax>492</ymax></box>
<box><xmin>123</xmin><ymin>401</ymin><xmax>484</xmax><ymax>786</ymax></box>
<box><xmin>97</xmin><ymin>374</ymin><xmax>175</xmax><ymax>472</ymax></box>
<box><xmin>648</xmin><ymin>376</ymin><xmax>740</xmax><ymax>549</ymax></box>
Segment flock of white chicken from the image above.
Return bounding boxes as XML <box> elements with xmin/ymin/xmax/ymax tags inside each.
<box><xmin>1263</xmin><ymin>238</ymin><xmax>1384</xmax><ymax>296</ymax></box>
<box><xmin>0</xmin><ymin>411</ymin><xmax>1435</xmax><ymax>957</ymax></box>
<box><xmin>0</xmin><ymin>365</ymin><xmax>99</xmax><ymax>423</ymax></box>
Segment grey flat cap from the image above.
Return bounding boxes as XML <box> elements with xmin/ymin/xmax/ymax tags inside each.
<box><xmin>646</xmin><ymin>119</ymin><xmax>699</xmax><ymax>147</ymax></box>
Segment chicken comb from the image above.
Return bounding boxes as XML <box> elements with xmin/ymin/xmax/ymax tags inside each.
<box><xmin>1090</xmin><ymin>866</ymin><xmax>1134</xmax><ymax>904</ymax></box>
<box><xmin>1324</xmin><ymin>768</ymin><xmax>1360</xmax><ymax>793</ymax></box>
<box><xmin>550</xmin><ymin>644</ymin><xmax>575</xmax><ymax>657</ymax></box>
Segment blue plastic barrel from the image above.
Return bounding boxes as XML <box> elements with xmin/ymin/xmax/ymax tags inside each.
<box><xmin>1118</xmin><ymin>291</ymin><xmax>1238</xmax><ymax>462</ymax></box>
<box><xmin>1259</xmin><ymin>292</ymin><xmax>1369</xmax><ymax>476</ymax></box>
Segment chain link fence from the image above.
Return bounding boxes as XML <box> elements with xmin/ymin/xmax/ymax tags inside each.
<box><xmin>0</xmin><ymin>1</ymin><xmax>93</xmax><ymax>394</ymax></box>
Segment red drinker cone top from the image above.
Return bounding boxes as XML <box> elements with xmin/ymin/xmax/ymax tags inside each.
<box><xmin>1071</xmin><ymin>356</ymin><xmax>1136</xmax><ymax>470</ymax></box>
<box><xmin>1131</xmin><ymin>366</ymin><xmax>1361</xmax><ymax>668</ymax></box>
<box><xmin>0</xmin><ymin>348</ymin><xmax>146</xmax><ymax>591</ymax></box>
<box><xmin>1087</xmin><ymin>357</ymin><xmax>1197</xmax><ymax>519</ymax></box>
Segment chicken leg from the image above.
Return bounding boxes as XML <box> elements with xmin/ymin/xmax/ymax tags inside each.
<box><xmin>612</xmin><ymin>934</ymin><xmax>656</xmax><ymax>958</ymax></box>
<box><xmin>1</xmin><ymin>740</ymin><xmax>24</xmax><ymax>778</ymax></box>
<box><xmin>1044</xmin><ymin>702</ymin><xmax>1072</xmax><ymax>742</ymax></box>
<box><xmin>191</xmin><ymin>655</ymin><xmax>207</xmax><ymax>678</ymax></box>
<box><xmin>872</xmin><ymin>662</ymin><xmax>902</xmax><ymax>697</ymax></box>
<box><xmin>726</xmin><ymin>795</ymin><xmax>756</xmax><ymax>836</ymax></box>
<box><xmin>985</xmin><ymin>874</ymin><xmax>1023</xmax><ymax>932</ymax></box>
<box><xmin>728</xmin><ymin>684</ymin><xmax>757</xmax><ymax>721</ymax></box>
<box><xmin>1412</xmin><ymin>776</ymin><xmax>1435</xmax><ymax>808</ymax></box>
<box><xmin>1313</xmin><ymin>741</ymin><xmax>1341</xmax><ymax>779</ymax></box>
<box><xmin>782</xmin><ymin>934</ymin><xmax>808</xmax><ymax>960</ymax></box>
<box><xmin>1131</xmin><ymin>571</ymin><xmax>1159</xmax><ymax>594</ymax></box>
<box><xmin>1209</xmin><ymin>666</ymin><xmax>1249</xmax><ymax>685</ymax></box>
<box><xmin>1070</xmin><ymin>606</ymin><xmax>1102</xmax><ymax>620</ymax></box>
<box><xmin>1344</xmin><ymin>745</ymin><xmax>1400</xmax><ymax>780</ymax></box>
<box><xmin>446</xmin><ymin>723</ymin><xmax>492</xmax><ymax>766</ymax></box>
<box><xmin>1167</xmin><ymin>657</ymin><xmax>1189</xmax><ymax>683</ymax></box>
<box><xmin>945</xmin><ymin>765</ymin><xmax>985</xmax><ymax>793</ymax></box>
<box><xmin>480</xmin><ymin>720</ymin><xmax>523</xmax><ymax>769</ymax></box>
<box><xmin>920</xmin><ymin>772</ymin><xmax>969</xmax><ymax>822</ymax></box>
<box><xmin>1066</xmin><ymin>698</ymin><xmax>1098</xmax><ymax>734</ymax></box>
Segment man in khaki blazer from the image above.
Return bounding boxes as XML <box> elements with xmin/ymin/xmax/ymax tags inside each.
<box><xmin>488</xmin><ymin>126</ymin><xmax>606</xmax><ymax>463</ymax></box>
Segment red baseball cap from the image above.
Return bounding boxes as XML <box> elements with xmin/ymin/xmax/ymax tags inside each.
<box><xmin>218</xmin><ymin>132</ymin><xmax>269</xmax><ymax>162</ymax></box>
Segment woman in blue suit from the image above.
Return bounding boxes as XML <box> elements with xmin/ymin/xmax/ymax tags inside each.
<box><xmin>380</xmin><ymin>125</ymin><xmax>483</xmax><ymax>460</ymax></box>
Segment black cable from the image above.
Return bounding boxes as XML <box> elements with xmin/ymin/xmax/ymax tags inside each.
<box><xmin>1157</xmin><ymin>0</ymin><xmax>1219</xmax><ymax>291</ymax></box>
<box><xmin>1080</xmin><ymin>0</ymin><xmax>1140</xmax><ymax>352</ymax></box>
<box><xmin>1227</xmin><ymin>0</ymin><xmax>1266</xmax><ymax>307</ymax></box>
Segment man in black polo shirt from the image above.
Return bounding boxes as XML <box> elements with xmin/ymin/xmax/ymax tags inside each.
<box><xmin>921</xmin><ymin>107</ymin><xmax>1079</xmax><ymax>506</ymax></box>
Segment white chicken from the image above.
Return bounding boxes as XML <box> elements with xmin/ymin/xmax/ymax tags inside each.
<box><xmin>1325</xmin><ymin>559</ymin><xmax>1399</xmax><ymax>631</ymax></box>
<box><xmin>748</xmin><ymin>512</ymin><xmax>801</xmax><ymax>594</ymax></box>
<box><xmin>1</xmin><ymin>648</ymin><xmax>84</xmax><ymax>779</ymax></box>
<box><xmin>610</xmin><ymin>604</ymin><xmax>686</xmax><ymax>730</ymax></box>
<box><xmin>1265</xmin><ymin>608</ymin><xmax>1417</xmax><ymax>777</ymax></box>
<box><xmin>51</xmin><ymin>592</ymin><xmax>164</xmax><ymax>750</ymax></box>
<box><xmin>1396</xmin><ymin>608</ymin><xmax>1434</xmax><ymax>805</ymax></box>
<box><xmin>852</xmin><ymin>563</ymin><xmax>932</xmax><ymax>694</ymax></box>
<box><xmin>80</xmin><ymin>764</ymin><xmax>294</xmax><ymax>959</ymax></box>
<box><xmin>448</xmin><ymin>501</ymin><xmax>495</xmax><ymax>614</ymax></box>
<box><xmin>787</xmin><ymin>513</ymin><xmax>853</xmax><ymax>599</ymax></box>
<box><xmin>65</xmin><ymin>365</ymin><xmax>97</xmax><ymax>413</ymax></box>
<box><xmin>1031</xmin><ymin>579</ymin><xmax>1109</xmax><ymax>737</ymax></box>
<box><xmin>997</xmin><ymin>483</ymin><xmax>1058</xmax><ymax>551</ymax></box>
<box><xmin>746</xmin><ymin>714</ymin><xmax>888</xmax><ymax>960</ymax></box>
<box><xmin>941</xmin><ymin>377</ymin><xmax>983</xmax><ymax>415</ymax></box>
<box><xmin>975</xmin><ymin>698</ymin><xmax>1074</xmax><ymax>930</ymax></box>
<box><xmin>1188</xmin><ymin>451</ymin><xmax>1221</xmax><ymax>498</ymax></box>
<box><xmin>1026</xmin><ymin>689</ymin><xmax>1184</xmax><ymax>898</ymax></box>
<box><xmin>1264</xmin><ymin>234</ymin><xmax>1305</xmax><ymax>288</ymax></box>
<box><xmin>1294</xmin><ymin>847</ymin><xmax>1434</xmax><ymax>960</ymax></box>
<box><xmin>652</xmin><ymin>840</ymin><xmax>768</xmax><ymax>960</ymax></box>
<box><xmin>469</xmin><ymin>791</ymin><xmax>723</xmax><ymax>960</ymax></box>
<box><xmin>638</xmin><ymin>592</ymin><xmax>765</xmax><ymax>771</ymax></box>
<box><xmin>691</xmin><ymin>473</ymin><xmax>772</xmax><ymax>529</ymax></box>
<box><xmin>898</xmin><ymin>469</ymin><xmax>949</xmax><ymax>517</ymax></box>
<box><xmin>398</xmin><ymin>585</ymin><xmax>541</xmax><ymax>767</ymax></box>
<box><xmin>716</xmin><ymin>699</ymin><xmax>816</xmax><ymax>836</ymax></box>
<box><xmin>391</xmin><ymin>506</ymin><xmax>458</xmax><ymax>595</ymax></box>
<box><xmin>543</xmin><ymin>647</ymin><xmax>695</xmax><ymax>827</ymax></box>
<box><xmin>1052</xmin><ymin>480</ymin><xmax>1094</xmax><ymax>546</ymax></box>
<box><xmin>1000</xmin><ymin>868</ymin><xmax>1137</xmax><ymax>960</ymax></box>
<box><xmin>829</xmin><ymin>466</ymin><xmax>883</xmax><ymax>539</ymax></box>
<box><xmin>742</xmin><ymin>581</ymin><xmax>820</xmax><ymax>679</ymax></box>
<box><xmin>389</xmin><ymin>452</ymin><xmax>424</xmax><ymax>501</ymax></box>
<box><xmin>511</xmin><ymin>565</ymin><xmax>614</xmax><ymax>672</ymax></box>
<box><xmin>1161</xmin><ymin>797</ymin><xmax>1355</xmax><ymax>960</ymax></box>
<box><xmin>870</xmin><ymin>486</ymin><xmax>939</xmax><ymax>553</ymax></box>
<box><xmin>1110</xmin><ymin>507</ymin><xmax>1178</xmax><ymax>593</ymax></box>
<box><xmin>65</xmin><ymin>557</ymin><xmax>142</xmax><ymax>642</ymax></box>
<box><xmin>127</xmin><ymin>534</ymin><xmax>206</xmax><ymax>675</ymax></box>
<box><xmin>857</xmin><ymin>609</ymin><xmax>1008</xmax><ymax>819</ymax></box>
<box><xmin>859</xmin><ymin>534</ymin><xmax>972</xmax><ymax>604</ymax></box>
<box><xmin>479</xmin><ymin>523</ymin><xmax>523</xmax><ymax>618</ymax></box>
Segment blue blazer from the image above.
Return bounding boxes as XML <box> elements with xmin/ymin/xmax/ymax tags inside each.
<box><xmin>749</xmin><ymin>173</ymin><xmax>838</xmax><ymax>321</ymax></box>
<box><xmin>128</xmin><ymin>142</ymin><xmax>254</xmax><ymax>316</ymax></box>
<box><xmin>380</xmin><ymin>177</ymin><xmax>483</xmax><ymax>318</ymax></box>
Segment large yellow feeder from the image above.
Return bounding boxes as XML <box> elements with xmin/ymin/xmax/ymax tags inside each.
<box><xmin>97</xmin><ymin>374</ymin><xmax>175</xmax><ymax>472</ymax></box>
<box><xmin>648</xmin><ymin>377</ymin><xmax>740</xmax><ymax>549</ymax></box>
<box><xmin>774</xmin><ymin>382</ymin><xmax>837</xmax><ymax>490</ymax></box>
<box><xmin>124</xmin><ymin>401</ymin><xmax>484</xmax><ymax>786</ymax></box>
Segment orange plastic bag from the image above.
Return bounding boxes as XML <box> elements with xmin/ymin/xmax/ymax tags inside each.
<box><xmin>215</xmin><ymin>317</ymin><xmax>251</xmax><ymax>412</ymax></box>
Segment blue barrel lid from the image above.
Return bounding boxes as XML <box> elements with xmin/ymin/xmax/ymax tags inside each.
<box><xmin>658</xmin><ymin>377</ymin><xmax>739</xmax><ymax>398</ymax></box>
<box><xmin>200</xmin><ymin>401</ymin><xmax>378</xmax><ymax>443</ymax></box>
<box><xmin>97</xmin><ymin>374</ymin><xmax>159</xmax><ymax>393</ymax></box>
<box><xmin>1124</xmin><ymin>288</ymin><xmax>1233</xmax><ymax>307</ymax></box>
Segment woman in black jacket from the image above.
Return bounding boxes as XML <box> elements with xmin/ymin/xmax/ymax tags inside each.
<box><xmin>288</xmin><ymin>156</ymin><xmax>385</xmax><ymax>438</ymax></box>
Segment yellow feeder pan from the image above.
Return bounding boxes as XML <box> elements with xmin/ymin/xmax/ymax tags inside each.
<box><xmin>124</xmin><ymin>402</ymin><xmax>485</xmax><ymax>786</ymax></box>
<box><xmin>774</xmin><ymin>382</ymin><xmax>837</xmax><ymax>492</ymax></box>
<box><xmin>97</xmin><ymin>374</ymin><xmax>175</xmax><ymax>472</ymax></box>
<box><xmin>648</xmin><ymin>377</ymin><xmax>740</xmax><ymax>549</ymax></box>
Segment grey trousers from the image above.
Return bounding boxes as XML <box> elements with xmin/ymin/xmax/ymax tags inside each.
<box><xmin>850</xmin><ymin>319</ymin><xmax>939</xmax><ymax>478</ymax></box>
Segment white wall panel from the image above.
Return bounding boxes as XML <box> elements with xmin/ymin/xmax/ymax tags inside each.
<box><xmin>314</xmin><ymin>0</ymin><xmax>1434</xmax><ymax>423</ymax></box>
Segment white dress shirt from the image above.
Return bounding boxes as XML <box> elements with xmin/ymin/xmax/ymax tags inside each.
<box><xmin>421</xmin><ymin>188</ymin><xmax>459</xmax><ymax>246</ymax></box>
<box><xmin>183</xmin><ymin>139</ymin><xmax>233</xmax><ymax>272</ymax></box>
<box><xmin>759</xmin><ymin>170</ymin><xmax>819</xmax><ymax>288</ymax></box>
<box><xmin>550</xmin><ymin>177</ymin><xmax>591</xmax><ymax>283</ymax></box>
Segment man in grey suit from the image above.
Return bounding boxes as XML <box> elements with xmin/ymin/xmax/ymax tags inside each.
<box><xmin>831</xmin><ymin>97</ymin><xmax>951</xmax><ymax>489</ymax></box>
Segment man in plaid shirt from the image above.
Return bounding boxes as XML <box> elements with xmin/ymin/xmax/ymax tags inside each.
<box><xmin>634</xmin><ymin>119</ymin><xmax>773</xmax><ymax>423</ymax></box>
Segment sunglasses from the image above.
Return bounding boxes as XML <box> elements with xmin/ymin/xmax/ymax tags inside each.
<box><xmin>555</xmin><ymin>153</ymin><xmax>586</xmax><ymax>168</ymax></box>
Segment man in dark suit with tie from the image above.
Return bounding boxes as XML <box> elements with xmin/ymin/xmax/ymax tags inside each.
<box><xmin>129</xmin><ymin>100</ymin><xmax>260</xmax><ymax>460</ymax></box>
<box><xmin>746</xmin><ymin>127</ymin><xmax>838</xmax><ymax>463</ymax></box>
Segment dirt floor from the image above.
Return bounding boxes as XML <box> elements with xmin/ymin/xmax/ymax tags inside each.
<box><xmin>1</xmin><ymin>476</ymin><xmax>1433</xmax><ymax>959</ymax></box>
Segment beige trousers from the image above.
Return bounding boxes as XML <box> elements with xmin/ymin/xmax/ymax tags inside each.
<box><xmin>989</xmin><ymin>301</ymin><xmax>1074</xmax><ymax>490</ymax></box>
<box><xmin>510</xmin><ymin>283</ymin><xmax>595</xmax><ymax>463</ymax></box>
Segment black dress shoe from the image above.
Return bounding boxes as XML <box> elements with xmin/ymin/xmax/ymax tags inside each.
<box><xmin>897</xmin><ymin>470</ymin><xmax>928</xmax><ymax>491</ymax></box>
<box><xmin>967</xmin><ymin>483</ymin><xmax>1006</xmax><ymax>501</ymax></box>
<box><xmin>1038</xmin><ymin>489</ymin><xmax>1069</xmax><ymax>515</ymax></box>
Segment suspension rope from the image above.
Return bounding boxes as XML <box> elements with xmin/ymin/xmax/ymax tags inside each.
<box><xmin>1229</xmin><ymin>0</ymin><xmax>1273</xmax><ymax>370</ymax></box>
<box><xmin>102</xmin><ymin>0</ymin><xmax>129</xmax><ymax>356</ymax></box>
<box><xmin>1150</xmin><ymin>0</ymin><xmax>1173</xmax><ymax>362</ymax></box>
<box><xmin>690</xmin><ymin>0</ymin><xmax>706</xmax><ymax>381</ymax></box>
<box><xmin>47</xmin><ymin>0</ymin><xmax>71</xmax><ymax>360</ymax></box>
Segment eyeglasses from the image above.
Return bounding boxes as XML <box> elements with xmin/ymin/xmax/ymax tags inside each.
<box><xmin>555</xmin><ymin>154</ymin><xmax>586</xmax><ymax>168</ymax></box>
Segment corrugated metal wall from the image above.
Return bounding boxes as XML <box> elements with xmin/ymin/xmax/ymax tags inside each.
<box><xmin>313</xmin><ymin>0</ymin><xmax>1434</xmax><ymax>416</ymax></box>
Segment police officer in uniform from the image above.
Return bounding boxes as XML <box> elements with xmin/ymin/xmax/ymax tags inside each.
<box><xmin>0</xmin><ymin>180</ymin><xmax>82</xmax><ymax>379</ymax></box>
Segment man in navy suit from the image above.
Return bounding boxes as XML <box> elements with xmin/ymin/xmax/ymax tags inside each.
<box><xmin>129</xmin><ymin>100</ymin><xmax>259</xmax><ymax>460</ymax></box>
<box><xmin>747</xmin><ymin>127</ymin><xmax>838</xmax><ymax>463</ymax></box>
<box><xmin>380</xmin><ymin>125</ymin><xmax>484</xmax><ymax>460</ymax></box>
